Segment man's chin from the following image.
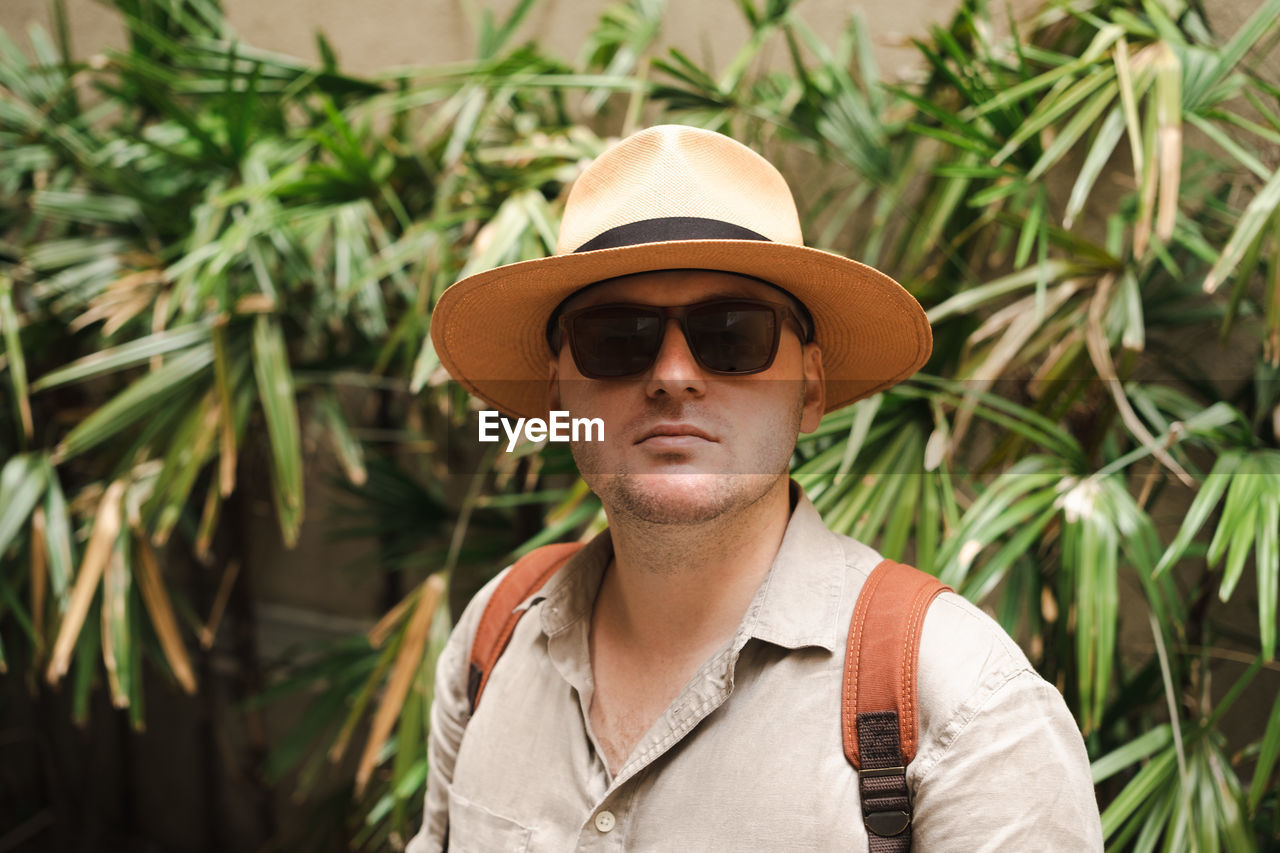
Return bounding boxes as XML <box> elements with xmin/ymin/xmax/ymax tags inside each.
<box><xmin>594</xmin><ymin>471</ymin><xmax>778</xmax><ymax>526</ymax></box>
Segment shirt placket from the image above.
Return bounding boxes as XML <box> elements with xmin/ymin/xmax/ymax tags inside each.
<box><xmin>542</xmin><ymin>596</ymin><xmax>613</xmax><ymax>802</ymax></box>
<box><xmin>537</xmin><ymin>533</ymin><xmax>770</xmax><ymax>852</ymax></box>
<box><xmin>542</xmin><ymin>595</ymin><xmax>639</xmax><ymax>852</ymax></box>
<box><xmin>568</xmin><ymin>630</ymin><xmax>748</xmax><ymax>851</ymax></box>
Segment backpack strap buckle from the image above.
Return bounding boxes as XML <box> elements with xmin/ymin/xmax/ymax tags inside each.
<box><xmin>855</xmin><ymin>712</ymin><xmax>912</xmax><ymax>843</ymax></box>
<box><xmin>860</xmin><ymin>763</ymin><xmax>911</xmax><ymax>838</ymax></box>
<box><xmin>856</xmin><ymin>711</ymin><xmax>913</xmax><ymax>847</ymax></box>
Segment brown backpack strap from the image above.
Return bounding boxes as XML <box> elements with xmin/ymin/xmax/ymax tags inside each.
<box><xmin>843</xmin><ymin>559</ymin><xmax>952</xmax><ymax>852</ymax></box>
<box><xmin>467</xmin><ymin>542</ymin><xmax>584</xmax><ymax>714</ymax></box>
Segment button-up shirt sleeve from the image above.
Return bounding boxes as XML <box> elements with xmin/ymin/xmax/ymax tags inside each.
<box><xmin>909</xmin><ymin>593</ymin><xmax>1104</xmax><ymax>851</ymax></box>
<box><xmin>404</xmin><ymin>572</ymin><xmax>501</xmax><ymax>853</ymax></box>
<box><xmin>912</xmin><ymin>668</ymin><xmax>1104</xmax><ymax>849</ymax></box>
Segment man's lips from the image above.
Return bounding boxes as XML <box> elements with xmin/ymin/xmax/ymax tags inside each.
<box><xmin>635</xmin><ymin>423</ymin><xmax>717</xmax><ymax>447</ymax></box>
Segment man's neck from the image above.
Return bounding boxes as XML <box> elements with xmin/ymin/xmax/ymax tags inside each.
<box><xmin>594</xmin><ymin>476</ymin><xmax>794</xmax><ymax>657</ymax></box>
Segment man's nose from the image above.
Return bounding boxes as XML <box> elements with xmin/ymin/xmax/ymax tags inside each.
<box><xmin>645</xmin><ymin>317</ymin><xmax>706</xmax><ymax>400</ymax></box>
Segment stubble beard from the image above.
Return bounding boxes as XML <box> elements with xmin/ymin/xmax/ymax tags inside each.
<box><xmin>569</xmin><ymin>382</ymin><xmax>807</xmax><ymax>527</ymax></box>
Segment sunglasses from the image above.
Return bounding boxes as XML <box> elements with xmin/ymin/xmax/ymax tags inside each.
<box><xmin>552</xmin><ymin>298</ymin><xmax>811</xmax><ymax>379</ymax></box>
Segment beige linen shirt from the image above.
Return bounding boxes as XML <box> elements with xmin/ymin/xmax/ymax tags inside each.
<box><xmin>407</xmin><ymin>487</ymin><xmax>1103</xmax><ymax>852</ymax></box>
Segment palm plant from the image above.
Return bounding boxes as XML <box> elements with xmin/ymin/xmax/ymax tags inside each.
<box><xmin>665</xmin><ymin>1</ymin><xmax>1280</xmax><ymax>847</ymax></box>
<box><xmin>0</xmin><ymin>0</ymin><xmax>626</xmax><ymax>844</ymax></box>
<box><xmin>2</xmin><ymin>0</ymin><xmax>1278</xmax><ymax>849</ymax></box>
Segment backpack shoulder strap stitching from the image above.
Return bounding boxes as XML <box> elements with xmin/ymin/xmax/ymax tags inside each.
<box><xmin>467</xmin><ymin>542</ymin><xmax>584</xmax><ymax>714</ymax></box>
<box><xmin>842</xmin><ymin>558</ymin><xmax>952</xmax><ymax>851</ymax></box>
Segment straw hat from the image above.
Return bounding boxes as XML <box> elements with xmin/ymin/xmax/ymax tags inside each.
<box><xmin>430</xmin><ymin>125</ymin><xmax>931</xmax><ymax>419</ymax></box>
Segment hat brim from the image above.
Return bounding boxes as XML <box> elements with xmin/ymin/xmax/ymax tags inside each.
<box><xmin>430</xmin><ymin>240</ymin><xmax>931</xmax><ymax>420</ymax></box>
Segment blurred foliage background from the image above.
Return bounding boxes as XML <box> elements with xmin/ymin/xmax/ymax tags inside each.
<box><xmin>2</xmin><ymin>0</ymin><xmax>1279</xmax><ymax>849</ymax></box>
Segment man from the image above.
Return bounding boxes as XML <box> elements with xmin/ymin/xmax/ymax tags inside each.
<box><xmin>408</xmin><ymin>125</ymin><xmax>1103</xmax><ymax>851</ymax></box>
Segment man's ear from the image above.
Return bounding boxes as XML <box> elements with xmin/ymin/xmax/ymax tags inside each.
<box><xmin>547</xmin><ymin>358</ymin><xmax>562</xmax><ymax>412</ymax></box>
<box><xmin>799</xmin><ymin>342</ymin><xmax>825</xmax><ymax>433</ymax></box>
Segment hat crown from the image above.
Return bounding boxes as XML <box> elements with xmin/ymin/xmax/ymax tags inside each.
<box><xmin>555</xmin><ymin>125</ymin><xmax>804</xmax><ymax>255</ymax></box>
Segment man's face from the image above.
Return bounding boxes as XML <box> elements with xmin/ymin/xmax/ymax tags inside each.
<box><xmin>547</xmin><ymin>270</ymin><xmax>825</xmax><ymax>526</ymax></box>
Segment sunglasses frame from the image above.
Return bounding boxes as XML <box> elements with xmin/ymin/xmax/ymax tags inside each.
<box><xmin>552</xmin><ymin>297</ymin><xmax>808</xmax><ymax>380</ymax></box>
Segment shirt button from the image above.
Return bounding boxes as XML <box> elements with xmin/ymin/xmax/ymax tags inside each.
<box><xmin>594</xmin><ymin>810</ymin><xmax>616</xmax><ymax>833</ymax></box>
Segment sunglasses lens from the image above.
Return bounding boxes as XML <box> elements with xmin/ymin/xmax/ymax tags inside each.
<box><xmin>570</xmin><ymin>307</ymin><xmax>664</xmax><ymax>377</ymax></box>
<box><xmin>686</xmin><ymin>302</ymin><xmax>778</xmax><ymax>373</ymax></box>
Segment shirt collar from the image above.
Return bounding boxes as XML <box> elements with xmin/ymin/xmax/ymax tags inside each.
<box><xmin>534</xmin><ymin>481</ymin><xmax>845</xmax><ymax>653</ymax></box>
<box><xmin>742</xmin><ymin>483</ymin><xmax>845</xmax><ymax>652</ymax></box>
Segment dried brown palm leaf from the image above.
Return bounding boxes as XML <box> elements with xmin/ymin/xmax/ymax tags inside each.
<box><xmin>355</xmin><ymin>573</ymin><xmax>445</xmax><ymax>797</ymax></box>
<box><xmin>134</xmin><ymin>534</ymin><xmax>197</xmax><ymax>694</ymax></box>
<box><xmin>1153</xmin><ymin>42</ymin><xmax>1181</xmax><ymax>244</ymax></box>
<box><xmin>46</xmin><ymin>479</ymin><xmax>125</xmax><ymax>684</ymax></box>
<box><xmin>1084</xmin><ymin>274</ymin><xmax>1192</xmax><ymax>487</ymax></box>
<box><xmin>368</xmin><ymin>586</ymin><xmax>416</xmax><ymax>650</ymax></box>
<box><xmin>212</xmin><ymin>318</ymin><xmax>237</xmax><ymax>496</ymax></box>
<box><xmin>30</xmin><ymin>506</ymin><xmax>48</xmax><ymax>658</ymax></box>
<box><xmin>198</xmin><ymin>559</ymin><xmax>240</xmax><ymax>650</ymax></box>
<box><xmin>69</xmin><ymin>269</ymin><xmax>166</xmax><ymax>336</ymax></box>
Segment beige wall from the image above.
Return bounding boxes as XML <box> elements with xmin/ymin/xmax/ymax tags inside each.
<box><xmin>6</xmin><ymin>1</ymin><xmax>1269</xmax><ymax>87</ymax></box>
<box><xmin>3</xmin><ymin>0</ymin><xmax>954</xmax><ymax>81</ymax></box>
<box><xmin>5</xmin><ymin>1</ymin><xmax>1269</xmax><ymax>88</ymax></box>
